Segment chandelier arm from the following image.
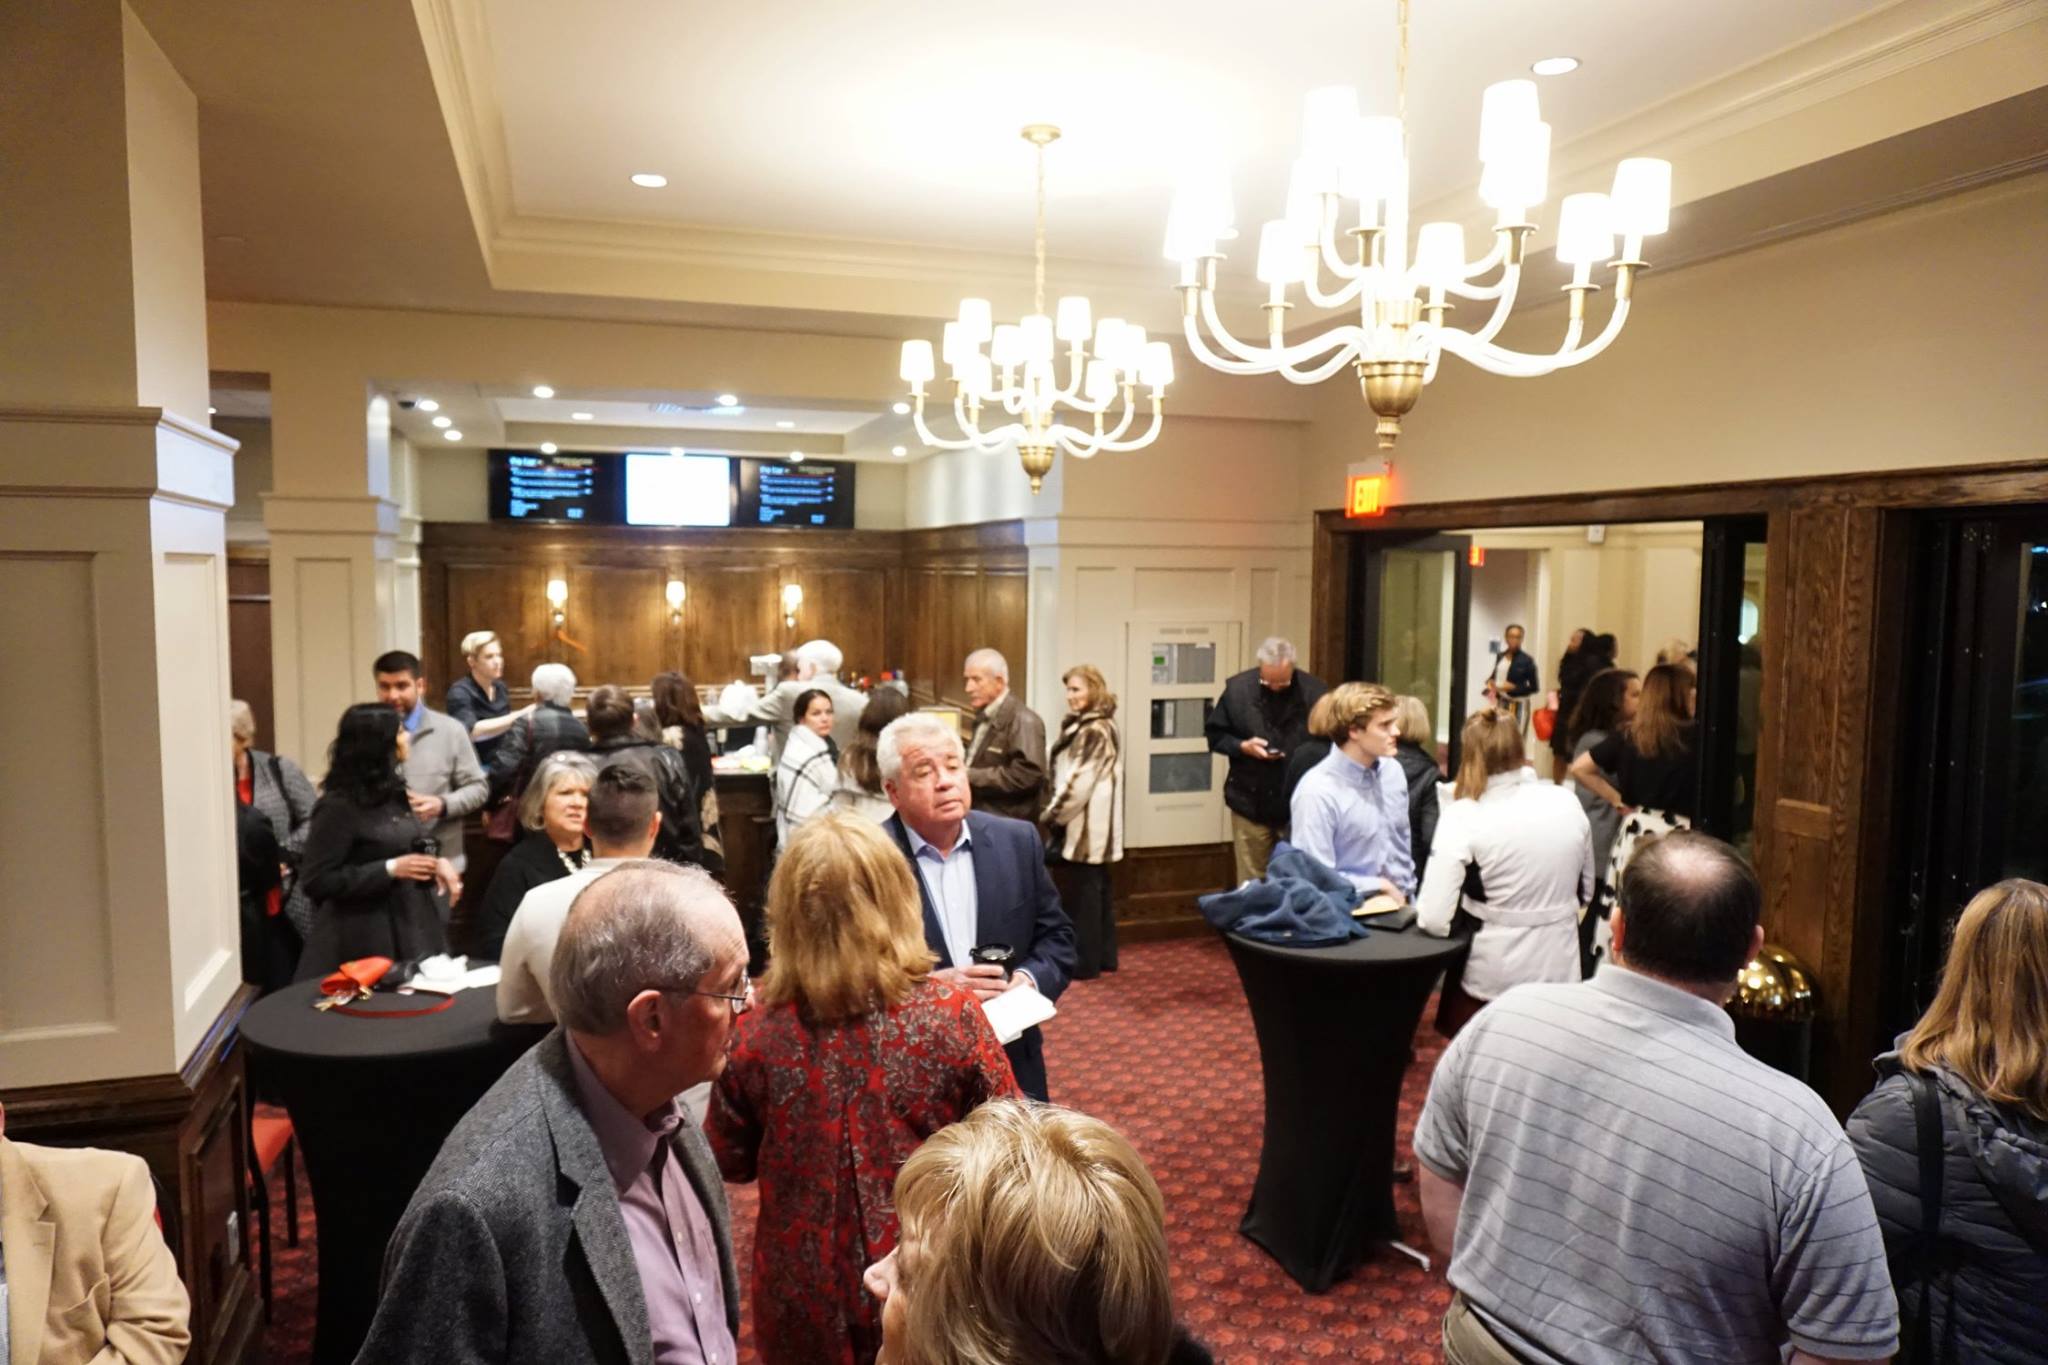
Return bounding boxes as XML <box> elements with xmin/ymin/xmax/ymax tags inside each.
<box><xmin>1080</xmin><ymin>403</ymin><xmax>1163</xmax><ymax>452</ymax></box>
<box><xmin>1198</xmin><ymin>289</ymin><xmax>1360</xmax><ymax>369</ymax></box>
<box><xmin>1302</xmin><ymin>265</ymin><xmax>1370</xmax><ymax>311</ymax></box>
<box><xmin>1453</xmin><ymin>266</ymin><xmax>1523</xmax><ymax>342</ymax></box>
<box><xmin>1441</xmin><ymin>298</ymin><xmax>1632</xmax><ymax>377</ymax></box>
<box><xmin>1316</xmin><ymin>205</ymin><xmax>1366</xmax><ymax>281</ymax></box>
<box><xmin>1445</xmin><ymin>258</ymin><xmax>1517</xmax><ymax>302</ymax></box>
<box><xmin>954</xmin><ymin>392</ymin><xmax>1016</xmax><ymax>452</ymax></box>
<box><xmin>911</xmin><ymin>401</ymin><xmax>981</xmax><ymax>452</ymax></box>
<box><xmin>1279</xmin><ymin>344</ymin><xmax>1370</xmax><ymax>385</ymax></box>
<box><xmin>1181</xmin><ymin>314</ymin><xmax>1289</xmax><ymax>375</ymax></box>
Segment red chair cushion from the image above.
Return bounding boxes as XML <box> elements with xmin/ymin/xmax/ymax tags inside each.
<box><xmin>252</xmin><ymin>1114</ymin><xmax>295</xmax><ymax>1175</ymax></box>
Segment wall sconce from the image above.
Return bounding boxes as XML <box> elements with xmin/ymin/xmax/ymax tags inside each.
<box><xmin>780</xmin><ymin>582</ymin><xmax>803</xmax><ymax>630</ymax></box>
<box><xmin>665</xmin><ymin>577</ymin><xmax>686</xmax><ymax>625</ymax></box>
<box><xmin>546</xmin><ymin>577</ymin><xmax>569</xmax><ymax>627</ymax></box>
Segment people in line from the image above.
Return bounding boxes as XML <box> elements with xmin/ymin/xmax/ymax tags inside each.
<box><xmin>1567</xmin><ymin>660</ymin><xmax>1700</xmax><ymax>824</ymax></box>
<box><xmin>0</xmin><ymin>1101</ymin><xmax>191</xmax><ymax>1365</ymax></box>
<box><xmin>487</xmin><ymin>661</ymin><xmax>589</xmax><ymax>805</ymax></box>
<box><xmin>864</xmin><ymin>1100</ymin><xmax>1213</xmax><ymax>1365</ymax></box>
<box><xmin>1482</xmin><ymin>622</ymin><xmax>1540</xmax><ymax>732</ymax></box>
<box><xmin>444</xmin><ymin>629</ymin><xmax>531</xmax><ymax>770</ymax></box>
<box><xmin>703</xmin><ymin>637</ymin><xmax>868</xmax><ymax>756</ymax></box>
<box><xmin>1548</xmin><ymin>624</ymin><xmax>1600</xmax><ymax>770</ymax></box>
<box><xmin>294</xmin><ymin>702</ymin><xmax>459</xmax><ymax>980</ymax></box>
<box><xmin>708</xmin><ymin>814</ymin><xmax>1018</xmax><ymax>1365</ymax></box>
<box><xmin>467</xmin><ymin>750</ymin><xmax>597</xmax><ymax>961</ymax></box>
<box><xmin>1208</xmin><ymin>636</ymin><xmax>1327</xmax><ymax>884</ymax></box>
<box><xmin>374</xmin><ymin>649</ymin><xmax>488</xmax><ymax>877</ymax></box>
<box><xmin>652</xmin><ymin>668</ymin><xmax>724</xmax><ymax>870</ymax></box>
<box><xmin>775</xmin><ymin>685</ymin><xmax>841</xmax><ymax>839</ymax></box>
<box><xmin>497</xmin><ymin>761</ymin><xmax>663</xmax><ymax>1025</ymax></box>
<box><xmin>585</xmin><ymin>683</ymin><xmax>707</xmax><ymax>869</ymax></box>
<box><xmin>1562</xmin><ymin>667</ymin><xmax>1640</xmax><ymax>885</ymax></box>
<box><xmin>231</xmin><ymin>697</ymin><xmax>317</xmax><ymax>989</ymax></box>
<box><xmin>961</xmin><ymin>648</ymin><xmax>1048</xmax><ymax>822</ymax></box>
<box><xmin>1415</xmin><ymin>831</ymin><xmax>1899</xmax><ymax>1364</ymax></box>
<box><xmin>1657</xmin><ymin>635</ymin><xmax>1697</xmax><ymax>666</ymax></box>
<box><xmin>1288</xmin><ymin>682</ymin><xmax>1416</xmax><ymax>903</ymax></box>
<box><xmin>358</xmin><ymin>862</ymin><xmax>747</xmax><ymax>1364</ymax></box>
<box><xmin>1416</xmin><ymin>709</ymin><xmax>1593</xmax><ymax>1031</ymax></box>
<box><xmin>1042</xmin><ymin>663</ymin><xmax>1124</xmax><ymax>979</ymax></box>
<box><xmin>1391</xmin><ymin>694</ymin><xmax>1443</xmax><ymax>880</ymax></box>
<box><xmin>1847</xmin><ymin>878</ymin><xmax>2048</xmax><ymax>1364</ymax></box>
<box><xmin>881</xmin><ymin>712</ymin><xmax>1076</xmax><ymax>1102</ymax></box>
<box><xmin>831</xmin><ymin>685</ymin><xmax>912</xmax><ymax>822</ymax></box>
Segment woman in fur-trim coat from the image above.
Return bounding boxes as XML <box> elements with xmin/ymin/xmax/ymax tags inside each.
<box><xmin>1042</xmin><ymin>665</ymin><xmax>1124</xmax><ymax>979</ymax></box>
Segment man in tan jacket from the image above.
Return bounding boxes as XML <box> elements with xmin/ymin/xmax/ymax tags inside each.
<box><xmin>0</xmin><ymin>1103</ymin><xmax>190</xmax><ymax>1365</ymax></box>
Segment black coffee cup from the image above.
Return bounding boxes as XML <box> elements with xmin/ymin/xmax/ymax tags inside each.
<box><xmin>411</xmin><ymin>835</ymin><xmax>441</xmax><ymax>857</ymax></box>
<box><xmin>970</xmin><ymin>943</ymin><xmax>1016</xmax><ymax>974</ymax></box>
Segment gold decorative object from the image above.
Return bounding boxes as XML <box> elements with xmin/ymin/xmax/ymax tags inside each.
<box><xmin>1729</xmin><ymin>944</ymin><xmax>1816</xmax><ymax>1022</ymax></box>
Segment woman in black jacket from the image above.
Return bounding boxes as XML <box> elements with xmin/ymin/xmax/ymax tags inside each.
<box><xmin>1846</xmin><ymin>878</ymin><xmax>2048</xmax><ymax>1364</ymax></box>
<box><xmin>467</xmin><ymin>749</ymin><xmax>598</xmax><ymax>960</ymax></box>
<box><xmin>653</xmin><ymin>669</ymin><xmax>723</xmax><ymax>870</ymax></box>
<box><xmin>294</xmin><ymin>703</ymin><xmax>458</xmax><ymax>980</ymax></box>
<box><xmin>584</xmin><ymin>683</ymin><xmax>713</xmax><ymax>870</ymax></box>
<box><xmin>1391</xmin><ymin>695</ymin><xmax>1442</xmax><ymax>880</ymax></box>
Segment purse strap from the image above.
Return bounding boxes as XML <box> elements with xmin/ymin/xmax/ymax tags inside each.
<box><xmin>1908</xmin><ymin>1070</ymin><xmax>1946</xmax><ymax>1364</ymax></box>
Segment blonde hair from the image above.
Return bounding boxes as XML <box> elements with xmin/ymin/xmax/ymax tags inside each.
<box><xmin>518</xmin><ymin>750</ymin><xmax>597</xmax><ymax>831</ymax></box>
<box><xmin>1322</xmin><ymin>682</ymin><xmax>1397</xmax><ymax>741</ymax></box>
<box><xmin>1392</xmin><ymin>695</ymin><xmax>1432</xmax><ymax>746</ymax></box>
<box><xmin>1305</xmin><ymin>691</ymin><xmax>1340</xmax><ymax>741</ymax></box>
<box><xmin>758</xmin><ymin>813</ymin><xmax>937</xmax><ymax>1024</ymax></box>
<box><xmin>1061</xmin><ymin>663</ymin><xmax>1118</xmax><ymax>718</ymax></box>
<box><xmin>1899</xmin><ymin>879</ymin><xmax>2048</xmax><ymax>1121</ymax></box>
<box><xmin>229</xmin><ymin>699</ymin><xmax>258</xmax><ymax>744</ymax></box>
<box><xmin>461</xmin><ymin>630</ymin><xmax>500</xmax><ymax>661</ymax></box>
<box><xmin>892</xmin><ymin>1100</ymin><xmax>1174</xmax><ymax>1365</ymax></box>
<box><xmin>1454</xmin><ymin>708</ymin><xmax>1527</xmax><ymax>800</ymax></box>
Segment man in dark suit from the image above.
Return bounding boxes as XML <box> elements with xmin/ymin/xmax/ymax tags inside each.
<box><xmin>879</xmin><ymin>711</ymin><xmax>1076</xmax><ymax>1102</ymax></box>
<box><xmin>355</xmin><ymin>861</ymin><xmax>747</xmax><ymax>1364</ymax></box>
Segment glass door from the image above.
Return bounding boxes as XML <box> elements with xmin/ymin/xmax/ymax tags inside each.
<box><xmin>1696</xmin><ymin>517</ymin><xmax>1768</xmax><ymax>852</ymax></box>
<box><xmin>1349</xmin><ymin>533</ymin><xmax>1472</xmax><ymax>764</ymax></box>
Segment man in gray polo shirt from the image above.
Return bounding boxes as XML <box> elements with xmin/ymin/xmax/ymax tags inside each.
<box><xmin>1414</xmin><ymin>831</ymin><xmax>1898</xmax><ymax>1364</ymax></box>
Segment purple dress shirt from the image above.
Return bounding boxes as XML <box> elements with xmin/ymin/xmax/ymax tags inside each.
<box><xmin>566</xmin><ymin>1039</ymin><xmax>735</xmax><ymax>1365</ymax></box>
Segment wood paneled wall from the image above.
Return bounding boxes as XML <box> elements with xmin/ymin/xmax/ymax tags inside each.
<box><xmin>420</xmin><ymin>521</ymin><xmax>1024</xmax><ymax>703</ymax></box>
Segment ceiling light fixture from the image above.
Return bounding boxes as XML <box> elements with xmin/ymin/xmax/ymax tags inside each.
<box><xmin>891</xmin><ymin>401</ymin><xmax>911</xmax><ymax>416</ymax></box>
<box><xmin>902</xmin><ymin>125</ymin><xmax>1172</xmax><ymax>494</ymax></box>
<box><xmin>531</xmin><ymin>384</ymin><xmax>555</xmax><ymax>399</ymax></box>
<box><xmin>715</xmin><ymin>393</ymin><xmax>739</xmax><ymax>407</ymax></box>
<box><xmin>630</xmin><ymin>173</ymin><xmax>668</xmax><ymax>188</ymax></box>
<box><xmin>787</xmin><ymin>450</ymin><xmax>804</xmax><ymax>463</ymax></box>
<box><xmin>432</xmin><ymin>415</ymin><xmax>453</xmax><ymax>429</ymax></box>
<box><xmin>443</xmin><ymin>430</ymin><xmax>463</xmax><ymax>441</ymax></box>
<box><xmin>207</xmin><ymin>405</ymin><xmax>218</xmax><ymax>415</ymax></box>
<box><xmin>1530</xmin><ymin>56</ymin><xmax>1580</xmax><ymax>76</ymax></box>
<box><xmin>776</xmin><ymin>420</ymin><xmax>796</xmax><ymax>429</ymax></box>
<box><xmin>1167</xmin><ymin>0</ymin><xmax>1668</xmax><ymax>461</ymax></box>
<box><xmin>571</xmin><ymin>411</ymin><xmax>595</xmax><ymax>421</ymax></box>
<box><xmin>416</xmin><ymin>398</ymin><xmax>440</xmax><ymax>412</ymax></box>
<box><xmin>891</xmin><ymin>445</ymin><xmax>908</xmax><ymax>457</ymax></box>
<box><xmin>540</xmin><ymin>442</ymin><xmax>559</xmax><ymax>454</ymax></box>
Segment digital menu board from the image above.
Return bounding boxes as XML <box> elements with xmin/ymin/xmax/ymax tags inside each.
<box><xmin>488</xmin><ymin>451</ymin><xmax>621</xmax><ymax>523</ymax></box>
<box><xmin>735</xmin><ymin>458</ymin><xmax>856</xmax><ymax>528</ymax></box>
<box><xmin>488</xmin><ymin>450</ymin><xmax>856</xmax><ymax>529</ymax></box>
<box><xmin>624</xmin><ymin>452</ymin><xmax>733</xmax><ymax>527</ymax></box>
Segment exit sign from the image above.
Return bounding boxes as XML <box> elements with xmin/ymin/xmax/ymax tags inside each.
<box><xmin>1346</xmin><ymin>468</ymin><xmax>1389</xmax><ymax>518</ymax></box>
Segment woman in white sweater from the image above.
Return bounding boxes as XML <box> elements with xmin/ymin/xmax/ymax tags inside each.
<box><xmin>1417</xmin><ymin>708</ymin><xmax>1593</xmax><ymax>1032</ymax></box>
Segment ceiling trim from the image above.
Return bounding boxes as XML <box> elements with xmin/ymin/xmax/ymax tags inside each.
<box><xmin>502</xmin><ymin>422</ymin><xmax>848</xmax><ymax>455</ymax></box>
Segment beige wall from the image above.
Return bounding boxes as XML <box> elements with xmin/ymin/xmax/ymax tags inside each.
<box><xmin>122</xmin><ymin>4</ymin><xmax>209</xmax><ymax>425</ymax></box>
<box><xmin>1302</xmin><ymin>174</ymin><xmax>2048</xmax><ymax>510</ymax></box>
<box><xmin>219</xmin><ymin>414</ymin><xmax>273</xmax><ymax>540</ymax></box>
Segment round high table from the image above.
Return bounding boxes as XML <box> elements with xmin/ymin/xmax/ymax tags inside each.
<box><xmin>241</xmin><ymin>981</ymin><xmax>550</xmax><ymax>1365</ymax></box>
<box><xmin>1223</xmin><ymin>925</ymin><xmax>1469</xmax><ymax>1292</ymax></box>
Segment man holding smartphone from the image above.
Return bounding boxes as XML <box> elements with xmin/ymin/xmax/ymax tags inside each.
<box><xmin>1207</xmin><ymin>637</ymin><xmax>1328</xmax><ymax>884</ymax></box>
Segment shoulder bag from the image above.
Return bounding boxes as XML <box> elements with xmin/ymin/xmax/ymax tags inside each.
<box><xmin>485</xmin><ymin>714</ymin><xmax>537</xmax><ymax>844</ymax></box>
<box><xmin>1901</xmin><ymin>1070</ymin><xmax>1949</xmax><ymax>1364</ymax></box>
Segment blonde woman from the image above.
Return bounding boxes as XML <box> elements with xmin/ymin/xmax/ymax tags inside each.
<box><xmin>863</xmin><ymin>1100</ymin><xmax>1213</xmax><ymax>1364</ymax></box>
<box><xmin>1417</xmin><ymin>709</ymin><xmax>1593</xmax><ymax>1033</ymax></box>
<box><xmin>1847</xmin><ymin>881</ymin><xmax>2048</xmax><ymax>1363</ymax></box>
<box><xmin>708</xmin><ymin>814</ymin><xmax>1016</xmax><ymax>1365</ymax></box>
<box><xmin>1042</xmin><ymin>664</ymin><xmax>1123</xmax><ymax>978</ymax></box>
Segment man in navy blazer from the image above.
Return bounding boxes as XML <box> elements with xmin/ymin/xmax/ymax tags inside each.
<box><xmin>880</xmin><ymin>711</ymin><xmax>1075</xmax><ymax>1101</ymax></box>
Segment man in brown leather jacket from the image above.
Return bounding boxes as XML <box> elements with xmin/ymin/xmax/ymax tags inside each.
<box><xmin>962</xmin><ymin>648</ymin><xmax>1048</xmax><ymax>823</ymax></box>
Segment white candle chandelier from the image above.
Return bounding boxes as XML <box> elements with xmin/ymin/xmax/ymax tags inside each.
<box><xmin>1166</xmin><ymin>0</ymin><xmax>1671</xmax><ymax>456</ymax></box>
<box><xmin>901</xmin><ymin>125</ymin><xmax>1174</xmax><ymax>494</ymax></box>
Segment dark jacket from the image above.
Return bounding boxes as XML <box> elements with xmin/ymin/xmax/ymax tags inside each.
<box><xmin>1487</xmin><ymin>648</ymin><xmax>1539</xmax><ymax>701</ymax></box>
<box><xmin>354</xmin><ymin>1030</ymin><xmax>740</xmax><ymax>1365</ymax></box>
<box><xmin>588</xmin><ymin>736</ymin><xmax>713</xmax><ymax>872</ymax></box>
<box><xmin>1846</xmin><ymin>1051</ymin><xmax>2048</xmax><ymax>1364</ymax></box>
<box><xmin>1551</xmin><ymin>648</ymin><xmax>1601</xmax><ymax>758</ymax></box>
<box><xmin>446</xmin><ymin>674</ymin><xmax>512</xmax><ymax>768</ymax></box>
<box><xmin>1207</xmin><ymin>667</ymin><xmax>1327</xmax><ymax>829</ymax></box>
<box><xmin>966</xmin><ymin>691</ymin><xmax>1048</xmax><ymax>822</ymax></box>
<box><xmin>469</xmin><ymin>832</ymin><xmax>587</xmax><ymax>962</ymax></box>
<box><xmin>293</xmin><ymin>794</ymin><xmax>444</xmax><ymax>980</ymax></box>
<box><xmin>1198</xmin><ymin>841</ymin><xmax>1365</xmax><ymax>946</ymax></box>
<box><xmin>489</xmin><ymin>702</ymin><xmax>590</xmax><ymax>802</ymax></box>
<box><xmin>1394</xmin><ymin>740</ymin><xmax>1442</xmax><ymax>877</ymax></box>
<box><xmin>884</xmin><ymin>811</ymin><xmax>1076</xmax><ymax>1102</ymax></box>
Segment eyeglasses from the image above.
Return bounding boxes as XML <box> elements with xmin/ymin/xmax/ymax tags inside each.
<box><xmin>649</xmin><ymin>979</ymin><xmax>754</xmax><ymax>1015</ymax></box>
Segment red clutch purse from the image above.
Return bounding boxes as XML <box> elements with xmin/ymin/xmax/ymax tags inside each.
<box><xmin>320</xmin><ymin>956</ymin><xmax>392</xmax><ymax>996</ymax></box>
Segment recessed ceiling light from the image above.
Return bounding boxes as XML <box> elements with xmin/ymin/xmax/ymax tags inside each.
<box><xmin>891</xmin><ymin>445</ymin><xmax>907</xmax><ymax>458</ymax></box>
<box><xmin>715</xmin><ymin>393</ymin><xmax>740</xmax><ymax>406</ymax></box>
<box><xmin>432</xmin><ymin>415</ymin><xmax>452</xmax><ymax>429</ymax></box>
<box><xmin>416</xmin><ymin>398</ymin><xmax>440</xmax><ymax>412</ymax></box>
<box><xmin>891</xmin><ymin>401</ymin><xmax>911</xmax><ymax>415</ymax></box>
<box><xmin>443</xmin><ymin>430</ymin><xmax>463</xmax><ymax>441</ymax></box>
<box><xmin>1531</xmin><ymin>56</ymin><xmax>1580</xmax><ymax>76</ymax></box>
<box><xmin>787</xmin><ymin>450</ymin><xmax>803</xmax><ymax>463</ymax></box>
<box><xmin>571</xmin><ymin>411</ymin><xmax>595</xmax><ymax>421</ymax></box>
<box><xmin>208</xmin><ymin>405</ymin><xmax>218</xmax><ymax>415</ymax></box>
<box><xmin>531</xmin><ymin>385</ymin><xmax>555</xmax><ymax>399</ymax></box>
<box><xmin>540</xmin><ymin>441</ymin><xmax>558</xmax><ymax>454</ymax></box>
<box><xmin>630</xmin><ymin>173</ymin><xmax>668</xmax><ymax>189</ymax></box>
<box><xmin>776</xmin><ymin>420</ymin><xmax>797</xmax><ymax>429</ymax></box>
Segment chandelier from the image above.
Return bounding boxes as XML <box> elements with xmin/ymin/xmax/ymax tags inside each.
<box><xmin>1166</xmin><ymin>0</ymin><xmax>1671</xmax><ymax>456</ymax></box>
<box><xmin>901</xmin><ymin>125</ymin><xmax>1174</xmax><ymax>494</ymax></box>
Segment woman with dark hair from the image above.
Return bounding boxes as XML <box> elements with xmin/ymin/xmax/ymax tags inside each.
<box><xmin>1562</xmin><ymin>668</ymin><xmax>1640</xmax><ymax>885</ymax></box>
<box><xmin>652</xmin><ymin>670</ymin><xmax>723</xmax><ymax>871</ymax></box>
<box><xmin>294</xmin><ymin>702</ymin><xmax>458</xmax><ymax>980</ymax></box>
<box><xmin>1567</xmin><ymin>662</ymin><xmax>1697</xmax><ymax>822</ymax></box>
<box><xmin>775</xmin><ymin>687</ymin><xmax>839</xmax><ymax>840</ymax></box>
<box><xmin>832</xmin><ymin>685</ymin><xmax>912</xmax><ymax>823</ymax></box>
<box><xmin>584</xmin><ymin>683</ymin><xmax>710</xmax><ymax>870</ymax></box>
<box><xmin>1548</xmin><ymin>626</ymin><xmax>1601</xmax><ymax>767</ymax></box>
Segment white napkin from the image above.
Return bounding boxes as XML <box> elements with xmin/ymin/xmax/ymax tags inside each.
<box><xmin>979</xmin><ymin>983</ymin><xmax>1058</xmax><ymax>1045</ymax></box>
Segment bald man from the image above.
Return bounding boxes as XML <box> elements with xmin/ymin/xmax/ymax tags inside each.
<box><xmin>356</xmin><ymin>862</ymin><xmax>746</xmax><ymax>1365</ymax></box>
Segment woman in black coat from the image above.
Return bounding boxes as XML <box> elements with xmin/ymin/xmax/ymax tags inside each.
<box><xmin>466</xmin><ymin>749</ymin><xmax>598</xmax><ymax>960</ymax></box>
<box><xmin>1846</xmin><ymin>879</ymin><xmax>2048</xmax><ymax>1364</ymax></box>
<box><xmin>1548</xmin><ymin>625</ymin><xmax>1600</xmax><ymax>766</ymax></box>
<box><xmin>1391</xmin><ymin>695</ymin><xmax>1443</xmax><ymax>879</ymax></box>
<box><xmin>294</xmin><ymin>704</ymin><xmax>459</xmax><ymax>980</ymax></box>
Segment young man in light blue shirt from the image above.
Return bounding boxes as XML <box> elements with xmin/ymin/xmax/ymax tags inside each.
<box><xmin>1288</xmin><ymin>682</ymin><xmax>1416</xmax><ymax>901</ymax></box>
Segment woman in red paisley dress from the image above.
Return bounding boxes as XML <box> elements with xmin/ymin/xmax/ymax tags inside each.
<box><xmin>708</xmin><ymin>811</ymin><xmax>1018</xmax><ymax>1365</ymax></box>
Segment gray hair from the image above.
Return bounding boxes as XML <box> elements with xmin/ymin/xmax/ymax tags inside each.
<box><xmin>964</xmin><ymin>648</ymin><xmax>1009</xmax><ymax>682</ymax></box>
<box><xmin>519</xmin><ymin>750</ymin><xmax>599</xmax><ymax>831</ymax></box>
<box><xmin>1254</xmin><ymin>637</ymin><xmax>1297</xmax><ymax>667</ymax></box>
<box><xmin>229</xmin><ymin>699</ymin><xmax>257</xmax><ymax>744</ymax></box>
<box><xmin>550</xmin><ymin>861</ymin><xmax>733</xmax><ymax>1035</ymax></box>
<box><xmin>531</xmin><ymin>662</ymin><xmax>577</xmax><ymax>707</ymax></box>
<box><xmin>878</xmin><ymin>712</ymin><xmax>965</xmax><ymax>785</ymax></box>
<box><xmin>795</xmin><ymin>639</ymin><xmax>844</xmax><ymax>677</ymax></box>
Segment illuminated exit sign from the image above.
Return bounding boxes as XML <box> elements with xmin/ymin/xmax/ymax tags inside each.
<box><xmin>1345</xmin><ymin>463</ymin><xmax>1389</xmax><ymax>518</ymax></box>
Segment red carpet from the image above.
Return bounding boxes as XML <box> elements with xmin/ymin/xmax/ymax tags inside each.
<box><xmin>258</xmin><ymin>935</ymin><xmax>1452</xmax><ymax>1361</ymax></box>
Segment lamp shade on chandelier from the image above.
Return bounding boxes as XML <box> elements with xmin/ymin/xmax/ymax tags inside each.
<box><xmin>901</xmin><ymin>125</ymin><xmax>1174</xmax><ymax>494</ymax></box>
<box><xmin>1166</xmin><ymin>0</ymin><xmax>1671</xmax><ymax>456</ymax></box>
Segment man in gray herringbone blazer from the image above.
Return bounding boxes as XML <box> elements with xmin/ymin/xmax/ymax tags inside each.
<box><xmin>355</xmin><ymin>861</ymin><xmax>749</xmax><ymax>1364</ymax></box>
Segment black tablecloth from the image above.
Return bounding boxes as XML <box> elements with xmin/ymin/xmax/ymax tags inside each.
<box><xmin>241</xmin><ymin>981</ymin><xmax>549</xmax><ymax>1365</ymax></box>
<box><xmin>1224</xmin><ymin>926</ymin><xmax>1469</xmax><ymax>1292</ymax></box>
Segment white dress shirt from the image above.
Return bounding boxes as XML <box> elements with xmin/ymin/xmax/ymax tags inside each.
<box><xmin>1416</xmin><ymin>768</ymin><xmax>1593</xmax><ymax>1000</ymax></box>
<box><xmin>496</xmin><ymin>857</ymin><xmax>630</xmax><ymax>1023</ymax></box>
<box><xmin>904</xmin><ymin>821</ymin><xmax>979</xmax><ymax>969</ymax></box>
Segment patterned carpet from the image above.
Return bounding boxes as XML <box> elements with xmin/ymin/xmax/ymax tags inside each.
<box><xmin>257</xmin><ymin>935</ymin><xmax>1453</xmax><ymax>1361</ymax></box>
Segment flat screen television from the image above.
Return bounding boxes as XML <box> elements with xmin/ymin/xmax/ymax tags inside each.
<box><xmin>735</xmin><ymin>458</ymin><xmax>856</xmax><ymax>528</ymax></box>
<box><xmin>624</xmin><ymin>452</ymin><xmax>734</xmax><ymax>527</ymax></box>
<box><xmin>487</xmin><ymin>451</ymin><xmax>622</xmax><ymax>524</ymax></box>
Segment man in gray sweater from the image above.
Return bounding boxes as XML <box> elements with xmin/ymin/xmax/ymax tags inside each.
<box><xmin>375</xmin><ymin>650</ymin><xmax>488</xmax><ymax>871</ymax></box>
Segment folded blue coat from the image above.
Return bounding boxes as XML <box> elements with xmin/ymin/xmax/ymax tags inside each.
<box><xmin>1198</xmin><ymin>841</ymin><xmax>1366</xmax><ymax>946</ymax></box>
